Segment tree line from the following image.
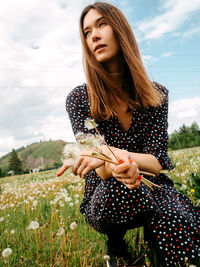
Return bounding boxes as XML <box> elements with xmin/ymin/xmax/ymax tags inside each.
<box><xmin>168</xmin><ymin>121</ymin><xmax>200</xmax><ymax>150</ymax></box>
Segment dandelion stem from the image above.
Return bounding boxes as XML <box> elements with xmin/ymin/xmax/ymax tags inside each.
<box><xmin>95</xmin><ymin>127</ymin><xmax>119</xmax><ymax>163</ymax></box>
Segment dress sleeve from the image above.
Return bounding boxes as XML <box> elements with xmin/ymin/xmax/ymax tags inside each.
<box><xmin>143</xmin><ymin>84</ymin><xmax>174</xmax><ymax>171</ymax></box>
<box><xmin>65</xmin><ymin>86</ymin><xmax>93</xmax><ymax>136</ymax></box>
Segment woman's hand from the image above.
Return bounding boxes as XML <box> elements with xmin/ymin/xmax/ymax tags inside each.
<box><xmin>110</xmin><ymin>150</ymin><xmax>141</xmax><ymax>190</ymax></box>
<box><xmin>72</xmin><ymin>151</ymin><xmax>104</xmax><ymax>178</ymax></box>
<box><xmin>57</xmin><ymin>150</ymin><xmax>105</xmax><ymax>178</ymax></box>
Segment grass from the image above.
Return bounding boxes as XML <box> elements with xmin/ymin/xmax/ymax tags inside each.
<box><xmin>0</xmin><ymin>147</ymin><xmax>199</xmax><ymax>266</ymax></box>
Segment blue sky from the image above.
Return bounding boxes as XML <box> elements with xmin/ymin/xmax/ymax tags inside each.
<box><xmin>0</xmin><ymin>0</ymin><xmax>200</xmax><ymax>157</ymax></box>
<box><xmin>115</xmin><ymin>0</ymin><xmax>200</xmax><ymax>101</ymax></box>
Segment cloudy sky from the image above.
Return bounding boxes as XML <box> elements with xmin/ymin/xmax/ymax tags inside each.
<box><xmin>0</xmin><ymin>0</ymin><xmax>200</xmax><ymax>157</ymax></box>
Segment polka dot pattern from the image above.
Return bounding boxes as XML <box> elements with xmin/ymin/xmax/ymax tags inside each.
<box><xmin>66</xmin><ymin>83</ymin><xmax>200</xmax><ymax>265</ymax></box>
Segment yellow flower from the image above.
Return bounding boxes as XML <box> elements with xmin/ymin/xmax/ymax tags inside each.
<box><xmin>190</xmin><ymin>189</ymin><xmax>195</xmax><ymax>193</ymax></box>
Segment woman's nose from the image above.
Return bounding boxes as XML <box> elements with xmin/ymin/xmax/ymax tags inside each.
<box><xmin>91</xmin><ymin>28</ymin><xmax>101</xmax><ymax>41</ymax></box>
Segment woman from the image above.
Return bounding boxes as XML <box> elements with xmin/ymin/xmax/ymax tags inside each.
<box><xmin>58</xmin><ymin>2</ymin><xmax>200</xmax><ymax>266</ymax></box>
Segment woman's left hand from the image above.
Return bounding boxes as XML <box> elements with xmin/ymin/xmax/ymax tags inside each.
<box><xmin>110</xmin><ymin>150</ymin><xmax>141</xmax><ymax>190</ymax></box>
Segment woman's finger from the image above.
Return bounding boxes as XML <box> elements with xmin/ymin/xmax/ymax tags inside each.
<box><xmin>57</xmin><ymin>160</ymin><xmax>71</xmax><ymax>176</ymax></box>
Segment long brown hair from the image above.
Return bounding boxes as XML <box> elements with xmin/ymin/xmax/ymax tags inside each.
<box><xmin>80</xmin><ymin>2</ymin><xmax>162</xmax><ymax>120</ymax></box>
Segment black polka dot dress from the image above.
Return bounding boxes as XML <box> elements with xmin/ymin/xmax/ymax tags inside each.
<box><xmin>66</xmin><ymin>83</ymin><xmax>200</xmax><ymax>266</ymax></box>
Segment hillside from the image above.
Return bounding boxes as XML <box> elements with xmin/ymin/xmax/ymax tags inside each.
<box><xmin>0</xmin><ymin>140</ymin><xmax>67</xmax><ymax>171</ymax></box>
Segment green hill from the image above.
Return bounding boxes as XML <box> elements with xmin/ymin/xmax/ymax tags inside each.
<box><xmin>0</xmin><ymin>140</ymin><xmax>68</xmax><ymax>172</ymax></box>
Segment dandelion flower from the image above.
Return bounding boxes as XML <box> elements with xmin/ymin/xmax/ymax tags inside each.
<box><xmin>2</xmin><ymin>248</ymin><xmax>12</xmax><ymax>258</ymax></box>
<box><xmin>84</xmin><ymin>118</ymin><xmax>98</xmax><ymax>130</ymax></box>
<box><xmin>27</xmin><ymin>220</ymin><xmax>39</xmax><ymax>230</ymax></box>
<box><xmin>33</xmin><ymin>200</ymin><xmax>38</xmax><ymax>207</ymax></box>
<box><xmin>56</xmin><ymin>227</ymin><xmax>65</xmax><ymax>236</ymax></box>
<box><xmin>69</xmin><ymin>202</ymin><xmax>73</xmax><ymax>207</ymax></box>
<box><xmin>63</xmin><ymin>143</ymin><xmax>80</xmax><ymax>164</ymax></box>
<box><xmin>103</xmin><ymin>255</ymin><xmax>110</xmax><ymax>261</ymax></box>
<box><xmin>191</xmin><ymin>189</ymin><xmax>195</xmax><ymax>193</ymax></box>
<box><xmin>10</xmin><ymin>230</ymin><xmax>15</xmax><ymax>234</ymax></box>
<box><xmin>0</xmin><ymin>217</ymin><xmax>4</xmax><ymax>222</ymax></box>
<box><xmin>70</xmin><ymin>222</ymin><xmax>77</xmax><ymax>231</ymax></box>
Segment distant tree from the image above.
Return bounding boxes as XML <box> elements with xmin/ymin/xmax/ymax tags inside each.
<box><xmin>0</xmin><ymin>167</ymin><xmax>4</xmax><ymax>178</ymax></box>
<box><xmin>178</xmin><ymin>124</ymin><xmax>189</xmax><ymax>135</ymax></box>
<box><xmin>8</xmin><ymin>149</ymin><xmax>23</xmax><ymax>175</ymax></box>
<box><xmin>190</xmin><ymin>121</ymin><xmax>200</xmax><ymax>134</ymax></box>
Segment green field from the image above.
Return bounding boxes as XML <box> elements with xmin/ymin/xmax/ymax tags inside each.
<box><xmin>0</xmin><ymin>147</ymin><xmax>199</xmax><ymax>266</ymax></box>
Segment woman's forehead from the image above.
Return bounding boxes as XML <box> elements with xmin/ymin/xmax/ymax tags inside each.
<box><xmin>83</xmin><ymin>8</ymin><xmax>103</xmax><ymax>30</ymax></box>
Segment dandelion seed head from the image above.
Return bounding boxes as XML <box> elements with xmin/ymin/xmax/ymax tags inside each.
<box><xmin>103</xmin><ymin>255</ymin><xmax>110</xmax><ymax>261</ymax></box>
<box><xmin>70</xmin><ymin>221</ymin><xmax>77</xmax><ymax>230</ymax></box>
<box><xmin>56</xmin><ymin>227</ymin><xmax>65</xmax><ymax>236</ymax></box>
<box><xmin>10</xmin><ymin>230</ymin><xmax>15</xmax><ymax>234</ymax></box>
<box><xmin>33</xmin><ymin>200</ymin><xmax>38</xmax><ymax>207</ymax></box>
<box><xmin>27</xmin><ymin>220</ymin><xmax>39</xmax><ymax>230</ymax></box>
<box><xmin>0</xmin><ymin>217</ymin><xmax>4</xmax><ymax>222</ymax></box>
<box><xmin>63</xmin><ymin>143</ymin><xmax>80</xmax><ymax>164</ymax></box>
<box><xmin>84</xmin><ymin>118</ymin><xmax>98</xmax><ymax>130</ymax></box>
<box><xmin>2</xmin><ymin>248</ymin><xmax>12</xmax><ymax>258</ymax></box>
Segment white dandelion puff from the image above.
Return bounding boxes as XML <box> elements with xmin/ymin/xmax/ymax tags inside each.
<box><xmin>2</xmin><ymin>248</ymin><xmax>12</xmax><ymax>258</ymax></box>
<box><xmin>10</xmin><ymin>230</ymin><xmax>15</xmax><ymax>234</ymax></box>
<box><xmin>0</xmin><ymin>217</ymin><xmax>4</xmax><ymax>222</ymax></box>
<box><xmin>103</xmin><ymin>255</ymin><xmax>110</xmax><ymax>261</ymax></box>
<box><xmin>56</xmin><ymin>227</ymin><xmax>65</xmax><ymax>236</ymax></box>
<box><xmin>27</xmin><ymin>221</ymin><xmax>39</xmax><ymax>230</ymax></box>
<box><xmin>63</xmin><ymin>143</ymin><xmax>80</xmax><ymax>165</ymax></box>
<box><xmin>70</xmin><ymin>222</ymin><xmax>77</xmax><ymax>231</ymax></box>
<box><xmin>84</xmin><ymin>118</ymin><xmax>98</xmax><ymax>130</ymax></box>
<box><xmin>33</xmin><ymin>200</ymin><xmax>38</xmax><ymax>207</ymax></box>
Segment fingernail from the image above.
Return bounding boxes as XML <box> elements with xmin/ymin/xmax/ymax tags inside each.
<box><xmin>129</xmin><ymin>159</ymin><xmax>134</xmax><ymax>163</ymax></box>
<box><xmin>57</xmin><ymin>173</ymin><xmax>61</xmax><ymax>177</ymax></box>
<box><xmin>138</xmin><ymin>175</ymin><xmax>142</xmax><ymax>181</ymax></box>
<box><xmin>118</xmin><ymin>159</ymin><xmax>123</xmax><ymax>164</ymax></box>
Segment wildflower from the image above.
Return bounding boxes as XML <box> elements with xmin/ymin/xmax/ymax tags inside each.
<box><xmin>191</xmin><ymin>189</ymin><xmax>195</xmax><ymax>193</ymax></box>
<box><xmin>27</xmin><ymin>220</ymin><xmax>39</xmax><ymax>230</ymax></box>
<box><xmin>70</xmin><ymin>221</ymin><xmax>77</xmax><ymax>230</ymax></box>
<box><xmin>84</xmin><ymin>118</ymin><xmax>98</xmax><ymax>130</ymax></box>
<box><xmin>69</xmin><ymin>202</ymin><xmax>73</xmax><ymax>207</ymax></box>
<box><xmin>181</xmin><ymin>184</ymin><xmax>187</xmax><ymax>190</ymax></box>
<box><xmin>103</xmin><ymin>255</ymin><xmax>110</xmax><ymax>261</ymax></box>
<box><xmin>10</xmin><ymin>230</ymin><xmax>15</xmax><ymax>234</ymax></box>
<box><xmin>33</xmin><ymin>200</ymin><xmax>38</xmax><ymax>206</ymax></box>
<box><xmin>63</xmin><ymin>143</ymin><xmax>80</xmax><ymax>165</ymax></box>
<box><xmin>0</xmin><ymin>217</ymin><xmax>4</xmax><ymax>222</ymax></box>
<box><xmin>2</xmin><ymin>248</ymin><xmax>12</xmax><ymax>258</ymax></box>
<box><xmin>56</xmin><ymin>227</ymin><xmax>65</xmax><ymax>236</ymax></box>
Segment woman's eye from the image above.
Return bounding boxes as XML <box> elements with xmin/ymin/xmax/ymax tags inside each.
<box><xmin>99</xmin><ymin>22</ymin><xmax>106</xmax><ymax>27</ymax></box>
<box><xmin>84</xmin><ymin>31</ymin><xmax>90</xmax><ymax>38</ymax></box>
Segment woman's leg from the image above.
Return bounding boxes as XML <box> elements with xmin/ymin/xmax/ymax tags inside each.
<box><xmin>102</xmin><ymin>222</ymin><xmax>129</xmax><ymax>257</ymax></box>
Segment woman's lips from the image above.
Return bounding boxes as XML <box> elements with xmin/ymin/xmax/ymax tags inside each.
<box><xmin>94</xmin><ymin>44</ymin><xmax>107</xmax><ymax>52</ymax></box>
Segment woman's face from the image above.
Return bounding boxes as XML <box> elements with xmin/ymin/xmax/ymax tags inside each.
<box><xmin>83</xmin><ymin>8</ymin><xmax>121</xmax><ymax>65</ymax></box>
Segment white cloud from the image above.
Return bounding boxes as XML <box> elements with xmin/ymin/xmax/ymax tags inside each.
<box><xmin>161</xmin><ymin>52</ymin><xmax>174</xmax><ymax>58</ymax></box>
<box><xmin>168</xmin><ymin>97</ymin><xmax>200</xmax><ymax>134</ymax></box>
<box><xmin>136</xmin><ymin>0</ymin><xmax>200</xmax><ymax>40</ymax></box>
<box><xmin>0</xmin><ymin>0</ymin><xmax>88</xmax><ymax>157</ymax></box>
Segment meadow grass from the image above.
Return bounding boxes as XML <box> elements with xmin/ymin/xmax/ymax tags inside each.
<box><xmin>0</xmin><ymin>147</ymin><xmax>199</xmax><ymax>266</ymax></box>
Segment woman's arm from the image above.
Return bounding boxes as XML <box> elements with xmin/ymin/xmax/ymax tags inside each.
<box><xmin>96</xmin><ymin>146</ymin><xmax>162</xmax><ymax>180</ymax></box>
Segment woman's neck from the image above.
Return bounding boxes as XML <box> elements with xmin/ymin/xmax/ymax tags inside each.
<box><xmin>103</xmin><ymin>56</ymin><xmax>125</xmax><ymax>92</ymax></box>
